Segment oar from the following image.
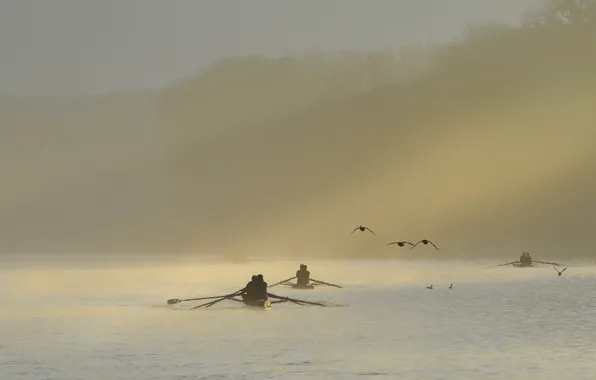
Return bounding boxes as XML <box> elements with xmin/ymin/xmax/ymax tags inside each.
<box><xmin>534</xmin><ymin>260</ymin><xmax>563</xmax><ymax>266</ymax></box>
<box><xmin>495</xmin><ymin>261</ymin><xmax>519</xmax><ymax>267</ymax></box>
<box><xmin>195</xmin><ymin>294</ymin><xmax>239</xmax><ymax>309</ymax></box>
<box><xmin>310</xmin><ymin>278</ymin><xmax>342</xmax><ymax>288</ymax></box>
<box><xmin>167</xmin><ymin>295</ymin><xmax>233</xmax><ymax>305</ymax></box>
<box><xmin>269</xmin><ymin>276</ymin><xmax>297</xmax><ymax>288</ymax></box>
<box><xmin>191</xmin><ymin>289</ymin><xmax>243</xmax><ymax>310</ymax></box>
<box><xmin>267</xmin><ymin>292</ymin><xmax>325</xmax><ymax>307</ymax></box>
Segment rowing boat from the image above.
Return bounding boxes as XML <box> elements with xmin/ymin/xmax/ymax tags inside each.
<box><xmin>288</xmin><ymin>284</ymin><xmax>316</xmax><ymax>289</ymax></box>
<box><xmin>513</xmin><ymin>262</ymin><xmax>533</xmax><ymax>268</ymax></box>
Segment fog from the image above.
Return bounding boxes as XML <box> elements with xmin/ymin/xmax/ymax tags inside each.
<box><xmin>1</xmin><ymin>0</ymin><xmax>595</xmax><ymax>260</ymax></box>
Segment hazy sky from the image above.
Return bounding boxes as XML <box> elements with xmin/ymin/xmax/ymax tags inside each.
<box><xmin>0</xmin><ymin>0</ymin><xmax>540</xmax><ymax>95</ymax></box>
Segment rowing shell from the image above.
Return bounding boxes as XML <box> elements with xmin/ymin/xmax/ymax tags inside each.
<box><xmin>290</xmin><ymin>284</ymin><xmax>315</xmax><ymax>290</ymax></box>
<box><xmin>512</xmin><ymin>262</ymin><xmax>534</xmax><ymax>268</ymax></box>
<box><xmin>281</xmin><ymin>283</ymin><xmax>316</xmax><ymax>289</ymax></box>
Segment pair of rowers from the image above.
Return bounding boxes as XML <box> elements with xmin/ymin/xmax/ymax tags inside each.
<box><xmin>241</xmin><ymin>274</ymin><xmax>268</xmax><ymax>302</ymax></box>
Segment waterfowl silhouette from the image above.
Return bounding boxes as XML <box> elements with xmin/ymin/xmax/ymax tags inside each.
<box><xmin>411</xmin><ymin>239</ymin><xmax>439</xmax><ymax>250</ymax></box>
<box><xmin>387</xmin><ymin>241</ymin><xmax>414</xmax><ymax>247</ymax></box>
<box><xmin>553</xmin><ymin>266</ymin><xmax>567</xmax><ymax>276</ymax></box>
<box><xmin>351</xmin><ymin>225</ymin><xmax>375</xmax><ymax>235</ymax></box>
<box><xmin>449</xmin><ymin>284</ymin><xmax>453</xmax><ymax>289</ymax></box>
<box><xmin>426</xmin><ymin>285</ymin><xmax>433</xmax><ymax>289</ymax></box>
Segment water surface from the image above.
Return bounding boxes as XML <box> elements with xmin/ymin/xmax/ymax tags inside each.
<box><xmin>2</xmin><ymin>259</ymin><xmax>595</xmax><ymax>379</ymax></box>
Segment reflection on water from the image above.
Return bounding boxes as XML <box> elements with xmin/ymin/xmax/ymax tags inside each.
<box><xmin>2</xmin><ymin>259</ymin><xmax>595</xmax><ymax>379</ymax></box>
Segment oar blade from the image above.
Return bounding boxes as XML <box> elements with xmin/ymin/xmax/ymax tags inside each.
<box><xmin>167</xmin><ymin>299</ymin><xmax>181</xmax><ymax>305</ymax></box>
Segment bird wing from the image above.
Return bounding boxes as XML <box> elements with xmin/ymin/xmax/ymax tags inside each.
<box><xmin>552</xmin><ymin>266</ymin><xmax>559</xmax><ymax>273</ymax></box>
<box><xmin>403</xmin><ymin>242</ymin><xmax>414</xmax><ymax>246</ymax></box>
<box><xmin>411</xmin><ymin>240</ymin><xmax>423</xmax><ymax>249</ymax></box>
<box><xmin>561</xmin><ymin>267</ymin><xmax>568</xmax><ymax>273</ymax></box>
<box><xmin>351</xmin><ymin>227</ymin><xmax>359</xmax><ymax>235</ymax></box>
<box><xmin>365</xmin><ymin>227</ymin><xmax>375</xmax><ymax>235</ymax></box>
<box><xmin>428</xmin><ymin>240</ymin><xmax>440</xmax><ymax>250</ymax></box>
<box><xmin>387</xmin><ymin>242</ymin><xmax>398</xmax><ymax>245</ymax></box>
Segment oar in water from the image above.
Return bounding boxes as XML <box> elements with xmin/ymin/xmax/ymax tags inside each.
<box><xmin>495</xmin><ymin>261</ymin><xmax>519</xmax><ymax>267</ymax></box>
<box><xmin>167</xmin><ymin>295</ymin><xmax>233</xmax><ymax>305</ymax></box>
<box><xmin>191</xmin><ymin>289</ymin><xmax>243</xmax><ymax>310</ymax></box>
<box><xmin>310</xmin><ymin>278</ymin><xmax>342</xmax><ymax>288</ymax></box>
<box><xmin>534</xmin><ymin>260</ymin><xmax>563</xmax><ymax>266</ymax></box>
<box><xmin>267</xmin><ymin>292</ymin><xmax>326</xmax><ymax>307</ymax></box>
<box><xmin>269</xmin><ymin>276</ymin><xmax>297</xmax><ymax>288</ymax></box>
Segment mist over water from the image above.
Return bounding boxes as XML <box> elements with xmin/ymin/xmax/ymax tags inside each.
<box><xmin>4</xmin><ymin>2</ymin><xmax>596</xmax><ymax>379</ymax></box>
<box><xmin>2</xmin><ymin>1</ymin><xmax>595</xmax><ymax>259</ymax></box>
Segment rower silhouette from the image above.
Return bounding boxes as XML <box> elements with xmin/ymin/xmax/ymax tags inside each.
<box><xmin>351</xmin><ymin>225</ymin><xmax>375</xmax><ymax>235</ymax></box>
<box><xmin>387</xmin><ymin>241</ymin><xmax>414</xmax><ymax>247</ymax></box>
<box><xmin>241</xmin><ymin>275</ymin><xmax>257</xmax><ymax>302</ymax></box>
<box><xmin>411</xmin><ymin>239</ymin><xmax>439</xmax><ymax>250</ymax></box>
<box><xmin>253</xmin><ymin>274</ymin><xmax>268</xmax><ymax>300</ymax></box>
<box><xmin>553</xmin><ymin>266</ymin><xmax>567</xmax><ymax>276</ymax></box>
<box><xmin>296</xmin><ymin>264</ymin><xmax>311</xmax><ymax>286</ymax></box>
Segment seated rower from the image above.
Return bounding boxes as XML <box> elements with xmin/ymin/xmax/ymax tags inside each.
<box><xmin>241</xmin><ymin>275</ymin><xmax>257</xmax><ymax>302</ymax></box>
<box><xmin>296</xmin><ymin>264</ymin><xmax>311</xmax><ymax>286</ymax></box>
<box><xmin>252</xmin><ymin>274</ymin><xmax>268</xmax><ymax>300</ymax></box>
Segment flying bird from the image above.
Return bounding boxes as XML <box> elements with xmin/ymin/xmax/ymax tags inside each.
<box><xmin>411</xmin><ymin>239</ymin><xmax>439</xmax><ymax>250</ymax></box>
<box><xmin>553</xmin><ymin>266</ymin><xmax>567</xmax><ymax>276</ymax></box>
<box><xmin>387</xmin><ymin>241</ymin><xmax>414</xmax><ymax>247</ymax></box>
<box><xmin>351</xmin><ymin>225</ymin><xmax>375</xmax><ymax>235</ymax></box>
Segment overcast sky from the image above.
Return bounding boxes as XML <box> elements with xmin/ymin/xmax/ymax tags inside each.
<box><xmin>0</xmin><ymin>0</ymin><xmax>541</xmax><ymax>95</ymax></box>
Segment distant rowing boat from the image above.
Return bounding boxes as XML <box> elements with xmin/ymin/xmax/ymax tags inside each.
<box><xmin>512</xmin><ymin>262</ymin><xmax>534</xmax><ymax>268</ymax></box>
<box><xmin>286</xmin><ymin>284</ymin><xmax>316</xmax><ymax>290</ymax></box>
<box><xmin>270</xmin><ymin>276</ymin><xmax>342</xmax><ymax>289</ymax></box>
<box><xmin>496</xmin><ymin>259</ymin><xmax>563</xmax><ymax>268</ymax></box>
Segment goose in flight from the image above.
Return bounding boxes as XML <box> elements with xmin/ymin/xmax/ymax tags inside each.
<box><xmin>411</xmin><ymin>239</ymin><xmax>439</xmax><ymax>250</ymax></box>
<box><xmin>386</xmin><ymin>241</ymin><xmax>414</xmax><ymax>247</ymax></box>
<box><xmin>351</xmin><ymin>225</ymin><xmax>375</xmax><ymax>235</ymax></box>
<box><xmin>553</xmin><ymin>266</ymin><xmax>567</xmax><ymax>276</ymax></box>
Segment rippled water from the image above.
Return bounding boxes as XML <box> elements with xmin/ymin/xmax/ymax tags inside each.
<box><xmin>2</xmin><ymin>259</ymin><xmax>596</xmax><ymax>379</ymax></box>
